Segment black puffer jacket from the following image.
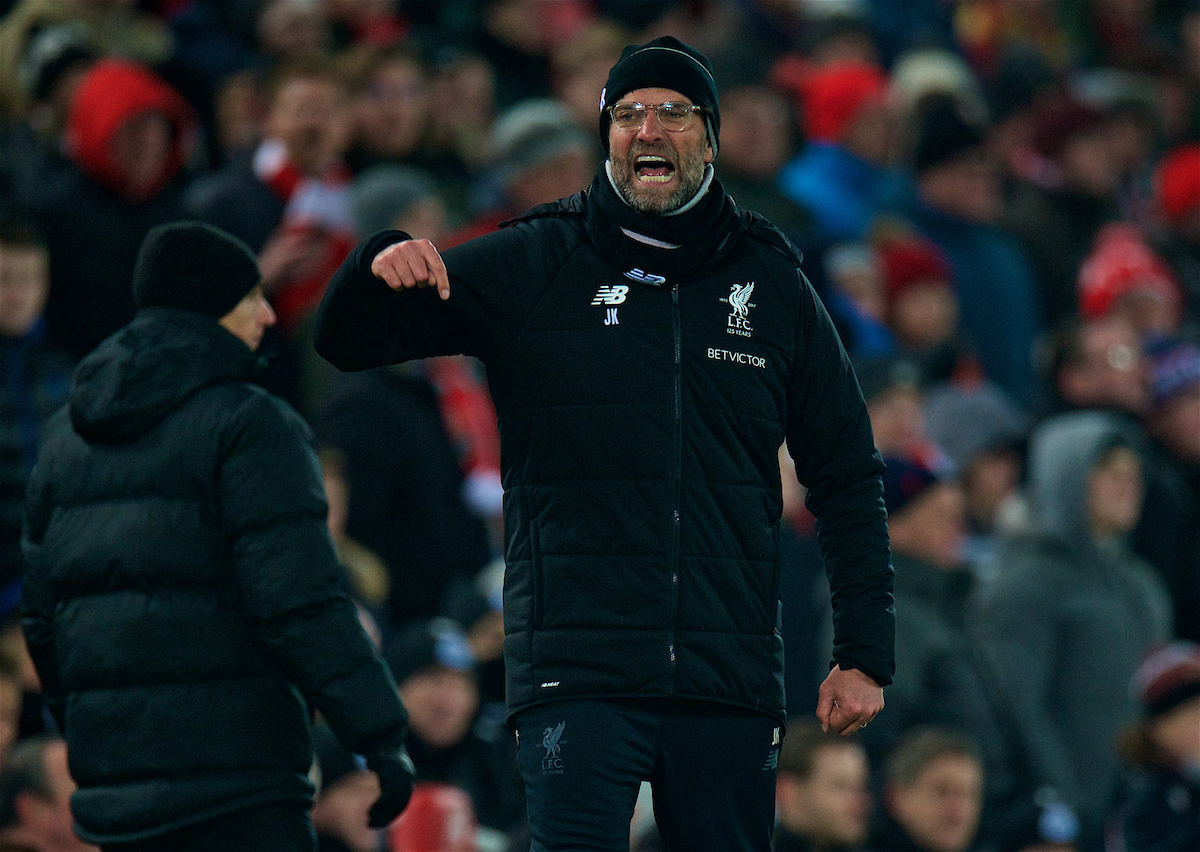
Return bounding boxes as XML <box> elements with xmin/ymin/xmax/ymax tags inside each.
<box><xmin>315</xmin><ymin>181</ymin><xmax>893</xmax><ymax>722</ymax></box>
<box><xmin>21</xmin><ymin>309</ymin><xmax>407</xmax><ymax>843</ymax></box>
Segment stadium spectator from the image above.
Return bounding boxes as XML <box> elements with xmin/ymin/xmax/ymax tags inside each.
<box><xmin>29</xmin><ymin>59</ymin><xmax>194</xmax><ymax>359</ymax></box>
<box><xmin>0</xmin><ymin>216</ymin><xmax>71</xmax><ymax>621</ymax></box>
<box><xmin>871</xmin><ymin>728</ymin><xmax>984</xmax><ymax>852</ymax></box>
<box><xmin>1132</xmin><ymin>337</ymin><xmax>1200</xmax><ymax>642</ymax></box>
<box><xmin>1106</xmin><ymin>641</ymin><xmax>1200</xmax><ymax>851</ymax></box>
<box><xmin>1002</xmin><ymin>94</ymin><xmax>1123</xmax><ymax>327</ymax></box>
<box><xmin>772</xmin><ymin>717</ymin><xmax>875</xmax><ymax>852</ymax></box>
<box><xmin>887</xmin><ymin>94</ymin><xmax>1043</xmax><ymax>405</ymax></box>
<box><xmin>972</xmin><ymin>411</ymin><xmax>1173</xmax><ymax>848</ymax></box>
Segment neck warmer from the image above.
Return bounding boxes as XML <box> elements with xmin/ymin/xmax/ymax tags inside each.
<box><xmin>584</xmin><ymin>162</ymin><xmax>743</xmax><ymax>286</ymax></box>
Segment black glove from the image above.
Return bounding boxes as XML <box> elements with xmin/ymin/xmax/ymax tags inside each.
<box><xmin>366</xmin><ymin>746</ymin><xmax>417</xmax><ymax>828</ymax></box>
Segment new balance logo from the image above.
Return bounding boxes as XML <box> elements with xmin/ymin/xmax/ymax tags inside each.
<box><xmin>763</xmin><ymin>748</ymin><xmax>779</xmax><ymax>772</ymax></box>
<box><xmin>591</xmin><ymin>285</ymin><xmax>629</xmax><ymax>305</ymax></box>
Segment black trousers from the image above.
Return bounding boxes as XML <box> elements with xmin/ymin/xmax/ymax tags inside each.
<box><xmin>98</xmin><ymin>803</ymin><xmax>316</xmax><ymax>852</ymax></box>
<box><xmin>512</xmin><ymin>698</ymin><xmax>781</xmax><ymax>852</ymax></box>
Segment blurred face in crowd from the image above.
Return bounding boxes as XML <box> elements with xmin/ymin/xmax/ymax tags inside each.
<box><xmin>778</xmin><ymin>743</ymin><xmax>872</xmax><ymax>846</ymax></box>
<box><xmin>1059</xmin><ymin>317</ymin><xmax>1150</xmax><ymax>415</ymax></box>
<box><xmin>842</xmin><ymin>98</ymin><xmax>896</xmax><ymax>167</ymax></box>
<box><xmin>887</xmin><ymin>482</ymin><xmax>966</xmax><ymax>569</ymax></box>
<box><xmin>1087</xmin><ymin>445</ymin><xmax>1143</xmax><ymax>538</ymax></box>
<box><xmin>1149</xmin><ymin>694</ymin><xmax>1200</xmax><ymax>770</ymax></box>
<box><xmin>219</xmin><ymin>286</ymin><xmax>276</xmax><ymax>352</ymax></box>
<box><xmin>890</xmin><ymin>278</ymin><xmax>958</xmax><ymax>350</ymax></box>
<box><xmin>607</xmin><ymin>87</ymin><xmax>714</xmax><ymax>215</ymax></box>
<box><xmin>0</xmin><ymin>242</ymin><xmax>49</xmax><ymax>337</ymax></box>
<box><xmin>355</xmin><ymin>54</ymin><xmax>430</xmax><ymax>159</ymax></box>
<box><xmin>962</xmin><ymin>448</ymin><xmax>1022</xmax><ymax>531</ymax></box>
<box><xmin>109</xmin><ymin>110</ymin><xmax>173</xmax><ymax>201</ymax></box>
<box><xmin>718</xmin><ymin>86</ymin><xmax>794</xmax><ymax>180</ymax></box>
<box><xmin>1149</xmin><ymin>385</ymin><xmax>1200</xmax><ymax>463</ymax></box>
<box><xmin>267</xmin><ymin>75</ymin><xmax>351</xmax><ymax>176</ymax></box>
<box><xmin>509</xmin><ymin>148</ymin><xmax>595</xmax><ymax>212</ymax></box>
<box><xmin>1059</xmin><ymin>126</ymin><xmax>1122</xmax><ymax>197</ymax></box>
<box><xmin>887</xmin><ymin>754</ymin><xmax>984</xmax><ymax>852</ymax></box>
<box><xmin>867</xmin><ymin>384</ymin><xmax>926</xmax><ymax>459</ymax></box>
<box><xmin>917</xmin><ymin>149</ymin><xmax>1003</xmax><ymax>224</ymax></box>
<box><xmin>257</xmin><ymin>0</ymin><xmax>328</xmax><ymax>60</ymax></box>
<box><xmin>400</xmin><ymin>666</ymin><xmax>479</xmax><ymax>750</ymax></box>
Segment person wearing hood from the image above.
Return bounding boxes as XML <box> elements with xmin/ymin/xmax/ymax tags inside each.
<box><xmin>20</xmin><ymin>222</ymin><xmax>415</xmax><ymax>850</ymax></box>
<box><xmin>314</xmin><ymin>35</ymin><xmax>893</xmax><ymax>852</ymax></box>
<box><xmin>28</xmin><ymin>58</ymin><xmax>194</xmax><ymax>360</ymax></box>
<box><xmin>971</xmin><ymin>411</ymin><xmax>1172</xmax><ymax>849</ymax></box>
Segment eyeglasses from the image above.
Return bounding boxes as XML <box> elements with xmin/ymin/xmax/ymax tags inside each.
<box><xmin>607</xmin><ymin>102</ymin><xmax>707</xmax><ymax>132</ymax></box>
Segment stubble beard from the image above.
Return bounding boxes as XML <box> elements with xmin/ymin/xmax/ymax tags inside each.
<box><xmin>611</xmin><ymin>142</ymin><xmax>708</xmax><ymax>215</ymax></box>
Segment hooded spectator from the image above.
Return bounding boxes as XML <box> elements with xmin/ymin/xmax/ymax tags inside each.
<box><xmin>973</xmin><ymin>411</ymin><xmax>1173</xmax><ymax>847</ymax></box>
<box><xmin>29</xmin><ymin>59</ymin><xmax>195</xmax><ymax>359</ymax></box>
<box><xmin>776</xmin><ymin>60</ymin><xmax>898</xmax><ymax>245</ymax></box>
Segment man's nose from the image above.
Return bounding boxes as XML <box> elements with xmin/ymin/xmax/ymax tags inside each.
<box><xmin>636</xmin><ymin>110</ymin><xmax>665</xmax><ymax>141</ymax></box>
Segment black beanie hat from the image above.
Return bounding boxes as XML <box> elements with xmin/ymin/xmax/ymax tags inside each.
<box><xmin>912</xmin><ymin>94</ymin><xmax>987</xmax><ymax>175</ymax></box>
<box><xmin>599</xmin><ymin>35</ymin><xmax>720</xmax><ymax>155</ymax></box>
<box><xmin>132</xmin><ymin>221</ymin><xmax>261</xmax><ymax>319</ymax></box>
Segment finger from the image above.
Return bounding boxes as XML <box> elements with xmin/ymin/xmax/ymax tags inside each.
<box><xmin>409</xmin><ymin>240</ymin><xmax>448</xmax><ymax>298</ymax></box>
<box><xmin>425</xmin><ymin>243</ymin><xmax>450</xmax><ymax>300</ymax></box>
<box><xmin>815</xmin><ymin>693</ymin><xmax>835</xmax><ymax>733</ymax></box>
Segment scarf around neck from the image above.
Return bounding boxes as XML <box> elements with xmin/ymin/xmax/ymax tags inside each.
<box><xmin>584</xmin><ymin>161</ymin><xmax>743</xmax><ymax>286</ymax></box>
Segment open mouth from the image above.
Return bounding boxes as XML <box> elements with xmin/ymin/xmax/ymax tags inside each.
<box><xmin>635</xmin><ymin>155</ymin><xmax>676</xmax><ymax>184</ymax></box>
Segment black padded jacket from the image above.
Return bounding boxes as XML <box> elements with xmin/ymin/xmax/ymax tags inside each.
<box><xmin>21</xmin><ymin>309</ymin><xmax>407</xmax><ymax>843</ymax></box>
<box><xmin>315</xmin><ymin>186</ymin><xmax>894</xmax><ymax>723</ymax></box>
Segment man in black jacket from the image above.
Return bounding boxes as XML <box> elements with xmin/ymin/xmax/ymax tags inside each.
<box><xmin>314</xmin><ymin>36</ymin><xmax>893</xmax><ymax>852</ymax></box>
<box><xmin>20</xmin><ymin>222</ymin><xmax>415</xmax><ymax>850</ymax></box>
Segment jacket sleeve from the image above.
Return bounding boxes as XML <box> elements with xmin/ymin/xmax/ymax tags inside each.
<box><xmin>785</xmin><ymin>270</ymin><xmax>894</xmax><ymax>687</ymax></box>
<box><xmin>218</xmin><ymin>390</ymin><xmax>408</xmax><ymax>755</ymax></box>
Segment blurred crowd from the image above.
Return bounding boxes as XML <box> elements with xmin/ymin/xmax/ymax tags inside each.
<box><xmin>0</xmin><ymin>0</ymin><xmax>1198</xmax><ymax>851</ymax></box>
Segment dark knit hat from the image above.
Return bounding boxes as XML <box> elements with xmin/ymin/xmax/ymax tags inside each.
<box><xmin>912</xmin><ymin>94</ymin><xmax>987</xmax><ymax>175</ymax></box>
<box><xmin>881</xmin><ymin>456</ymin><xmax>940</xmax><ymax>517</ymax></box>
<box><xmin>599</xmin><ymin>35</ymin><xmax>719</xmax><ymax>155</ymax></box>
<box><xmin>1132</xmin><ymin>641</ymin><xmax>1200</xmax><ymax>719</ymax></box>
<box><xmin>132</xmin><ymin>221</ymin><xmax>261</xmax><ymax>319</ymax></box>
<box><xmin>383</xmin><ymin>617</ymin><xmax>476</xmax><ymax>686</ymax></box>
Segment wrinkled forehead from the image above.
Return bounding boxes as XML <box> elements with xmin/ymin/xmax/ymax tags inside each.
<box><xmin>613</xmin><ymin>87</ymin><xmax>691</xmax><ymax>106</ymax></box>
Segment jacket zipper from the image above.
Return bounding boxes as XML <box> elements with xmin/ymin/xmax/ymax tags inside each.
<box><xmin>668</xmin><ymin>281</ymin><xmax>682</xmax><ymax>690</ymax></box>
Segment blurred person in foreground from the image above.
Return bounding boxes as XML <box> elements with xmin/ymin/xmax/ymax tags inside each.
<box><xmin>314</xmin><ymin>34</ymin><xmax>893</xmax><ymax>852</ymax></box>
<box><xmin>1105</xmin><ymin>641</ymin><xmax>1200</xmax><ymax>852</ymax></box>
<box><xmin>20</xmin><ymin>222</ymin><xmax>414</xmax><ymax>850</ymax></box>
<box><xmin>0</xmin><ymin>736</ymin><xmax>93</xmax><ymax>852</ymax></box>
<box><xmin>772</xmin><ymin>717</ymin><xmax>875</xmax><ymax>852</ymax></box>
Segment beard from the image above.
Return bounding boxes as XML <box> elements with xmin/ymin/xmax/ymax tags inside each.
<box><xmin>609</xmin><ymin>140</ymin><xmax>709</xmax><ymax>215</ymax></box>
